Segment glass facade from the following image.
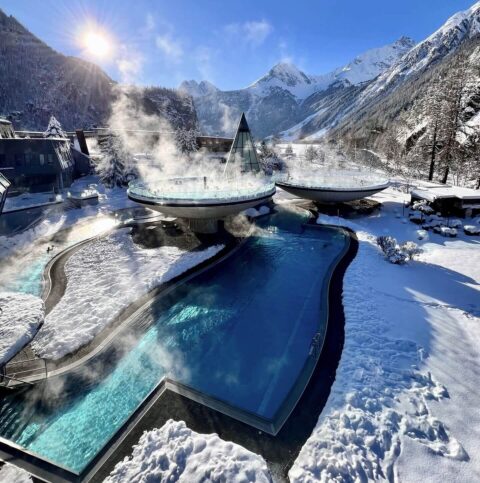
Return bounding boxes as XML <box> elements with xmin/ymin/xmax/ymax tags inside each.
<box><xmin>225</xmin><ymin>113</ymin><xmax>261</xmax><ymax>174</ymax></box>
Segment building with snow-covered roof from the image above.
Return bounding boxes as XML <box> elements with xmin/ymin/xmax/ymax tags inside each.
<box><xmin>411</xmin><ymin>185</ymin><xmax>480</xmax><ymax>217</ymax></box>
<box><xmin>0</xmin><ymin>137</ymin><xmax>75</xmax><ymax>194</ymax></box>
<box><xmin>0</xmin><ymin>119</ymin><xmax>78</xmax><ymax>195</ymax></box>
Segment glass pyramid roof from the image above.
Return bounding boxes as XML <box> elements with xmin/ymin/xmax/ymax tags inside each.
<box><xmin>225</xmin><ymin>113</ymin><xmax>261</xmax><ymax>175</ymax></box>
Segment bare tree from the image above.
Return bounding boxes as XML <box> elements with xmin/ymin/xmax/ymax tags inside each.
<box><xmin>436</xmin><ymin>52</ymin><xmax>471</xmax><ymax>184</ymax></box>
<box><xmin>418</xmin><ymin>75</ymin><xmax>444</xmax><ymax>180</ymax></box>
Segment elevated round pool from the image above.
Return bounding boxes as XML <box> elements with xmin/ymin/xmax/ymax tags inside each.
<box><xmin>276</xmin><ymin>170</ymin><xmax>389</xmax><ymax>203</ymax></box>
<box><xmin>128</xmin><ymin>177</ymin><xmax>276</xmax><ymax>219</ymax></box>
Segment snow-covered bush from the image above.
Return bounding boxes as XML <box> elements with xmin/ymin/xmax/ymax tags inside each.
<box><xmin>434</xmin><ymin>226</ymin><xmax>457</xmax><ymax>237</ymax></box>
<box><xmin>411</xmin><ymin>199</ymin><xmax>434</xmax><ymax>214</ymax></box>
<box><xmin>464</xmin><ymin>225</ymin><xmax>480</xmax><ymax>235</ymax></box>
<box><xmin>400</xmin><ymin>241</ymin><xmax>423</xmax><ymax>260</ymax></box>
<box><xmin>416</xmin><ymin>229</ymin><xmax>429</xmax><ymax>240</ymax></box>
<box><xmin>425</xmin><ymin>218</ymin><xmax>444</xmax><ymax>228</ymax></box>
<box><xmin>449</xmin><ymin>219</ymin><xmax>463</xmax><ymax>229</ymax></box>
<box><xmin>43</xmin><ymin>116</ymin><xmax>67</xmax><ymax>138</ymax></box>
<box><xmin>376</xmin><ymin>235</ymin><xmax>397</xmax><ymax>254</ymax></box>
<box><xmin>376</xmin><ymin>236</ymin><xmax>420</xmax><ymax>264</ymax></box>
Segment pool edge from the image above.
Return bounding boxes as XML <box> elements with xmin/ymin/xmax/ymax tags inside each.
<box><xmin>0</xmin><ymin>218</ymin><xmax>359</xmax><ymax>483</ymax></box>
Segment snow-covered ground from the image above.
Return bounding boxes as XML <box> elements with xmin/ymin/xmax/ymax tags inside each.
<box><xmin>2</xmin><ymin>165</ymin><xmax>479</xmax><ymax>481</ymax></box>
<box><xmin>3</xmin><ymin>192</ymin><xmax>63</xmax><ymax>213</ymax></box>
<box><xmin>0</xmin><ymin>176</ymin><xmax>142</xmax><ymax>299</ymax></box>
<box><xmin>32</xmin><ymin>229</ymin><xmax>224</xmax><ymax>360</ymax></box>
<box><xmin>0</xmin><ymin>292</ymin><xmax>44</xmax><ymax>366</ymax></box>
<box><xmin>0</xmin><ymin>176</ymin><xmax>135</xmax><ymax>257</ymax></box>
<box><xmin>107</xmin><ymin>186</ymin><xmax>479</xmax><ymax>482</ymax></box>
<box><xmin>289</xmin><ymin>187</ymin><xmax>480</xmax><ymax>482</ymax></box>
<box><xmin>0</xmin><ymin>463</ymin><xmax>32</xmax><ymax>483</ymax></box>
<box><xmin>105</xmin><ymin>420</ymin><xmax>271</xmax><ymax>483</ymax></box>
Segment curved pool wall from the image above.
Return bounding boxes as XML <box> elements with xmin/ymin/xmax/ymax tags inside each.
<box><xmin>275</xmin><ymin>170</ymin><xmax>389</xmax><ymax>203</ymax></box>
<box><xmin>0</xmin><ymin>205</ymin><xmax>349</xmax><ymax>475</ymax></box>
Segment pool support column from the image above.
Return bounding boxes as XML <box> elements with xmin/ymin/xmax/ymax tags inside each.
<box><xmin>186</xmin><ymin>218</ymin><xmax>219</xmax><ymax>234</ymax></box>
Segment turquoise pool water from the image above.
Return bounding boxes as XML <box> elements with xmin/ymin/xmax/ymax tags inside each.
<box><xmin>0</xmin><ymin>255</ymin><xmax>48</xmax><ymax>296</ymax></box>
<box><xmin>0</xmin><ymin>205</ymin><xmax>348</xmax><ymax>474</ymax></box>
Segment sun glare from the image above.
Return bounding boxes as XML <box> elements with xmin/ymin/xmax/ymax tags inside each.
<box><xmin>81</xmin><ymin>29</ymin><xmax>112</xmax><ymax>58</ymax></box>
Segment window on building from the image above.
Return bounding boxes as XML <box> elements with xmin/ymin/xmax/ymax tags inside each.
<box><xmin>47</xmin><ymin>154</ymin><xmax>54</xmax><ymax>165</ymax></box>
<box><xmin>0</xmin><ymin>154</ymin><xmax>5</xmax><ymax>167</ymax></box>
<box><xmin>39</xmin><ymin>154</ymin><xmax>45</xmax><ymax>165</ymax></box>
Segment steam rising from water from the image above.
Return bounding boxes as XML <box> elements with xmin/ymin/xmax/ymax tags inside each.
<box><xmin>279</xmin><ymin>142</ymin><xmax>387</xmax><ymax>187</ymax></box>
<box><xmin>107</xmin><ymin>85</ymin><xmax>266</xmax><ymax>192</ymax></box>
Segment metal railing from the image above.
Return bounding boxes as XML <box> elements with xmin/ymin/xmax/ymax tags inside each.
<box><xmin>129</xmin><ymin>178</ymin><xmax>276</xmax><ymax>203</ymax></box>
<box><xmin>275</xmin><ymin>170</ymin><xmax>389</xmax><ymax>189</ymax></box>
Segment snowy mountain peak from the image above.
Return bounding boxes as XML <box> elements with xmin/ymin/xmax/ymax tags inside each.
<box><xmin>247</xmin><ymin>61</ymin><xmax>315</xmax><ymax>98</ymax></box>
<box><xmin>435</xmin><ymin>0</ymin><xmax>480</xmax><ymax>39</ymax></box>
<box><xmin>332</xmin><ymin>37</ymin><xmax>416</xmax><ymax>85</ymax></box>
<box><xmin>362</xmin><ymin>2</ymin><xmax>480</xmax><ymax>99</ymax></box>
<box><xmin>263</xmin><ymin>62</ymin><xmax>313</xmax><ymax>87</ymax></box>
<box><xmin>179</xmin><ymin>79</ymin><xmax>219</xmax><ymax>97</ymax></box>
<box><xmin>396</xmin><ymin>36</ymin><xmax>416</xmax><ymax>48</ymax></box>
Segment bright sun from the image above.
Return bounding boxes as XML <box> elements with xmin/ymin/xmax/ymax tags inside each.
<box><xmin>82</xmin><ymin>30</ymin><xmax>112</xmax><ymax>58</ymax></box>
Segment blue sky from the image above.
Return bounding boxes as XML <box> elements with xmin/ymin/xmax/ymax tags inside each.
<box><xmin>1</xmin><ymin>0</ymin><xmax>476</xmax><ymax>90</ymax></box>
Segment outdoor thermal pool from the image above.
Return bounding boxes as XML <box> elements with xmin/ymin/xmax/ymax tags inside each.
<box><xmin>0</xmin><ymin>204</ymin><xmax>349</xmax><ymax>475</ymax></box>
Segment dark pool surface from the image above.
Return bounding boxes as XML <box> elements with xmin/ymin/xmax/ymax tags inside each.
<box><xmin>0</xmin><ymin>205</ymin><xmax>348</xmax><ymax>473</ymax></box>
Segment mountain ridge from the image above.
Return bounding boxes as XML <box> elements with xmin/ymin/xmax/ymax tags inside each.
<box><xmin>180</xmin><ymin>37</ymin><xmax>414</xmax><ymax>138</ymax></box>
<box><xmin>280</xmin><ymin>1</ymin><xmax>480</xmax><ymax>141</ymax></box>
<box><xmin>0</xmin><ymin>8</ymin><xmax>197</xmax><ymax>131</ymax></box>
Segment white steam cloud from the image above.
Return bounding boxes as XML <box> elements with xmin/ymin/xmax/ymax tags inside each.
<box><xmin>107</xmin><ymin>85</ymin><xmax>263</xmax><ymax>191</ymax></box>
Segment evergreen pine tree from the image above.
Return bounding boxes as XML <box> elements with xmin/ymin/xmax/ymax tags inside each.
<box><xmin>285</xmin><ymin>144</ymin><xmax>294</xmax><ymax>157</ymax></box>
<box><xmin>304</xmin><ymin>145</ymin><xmax>319</xmax><ymax>163</ymax></box>
<box><xmin>175</xmin><ymin>128</ymin><xmax>199</xmax><ymax>154</ymax></box>
<box><xmin>44</xmin><ymin>116</ymin><xmax>67</xmax><ymax>138</ymax></box>
<box><xmin>97</xmin><ymin>134</ymin><xmax>132</xmax><ymax>187</ymax></box>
